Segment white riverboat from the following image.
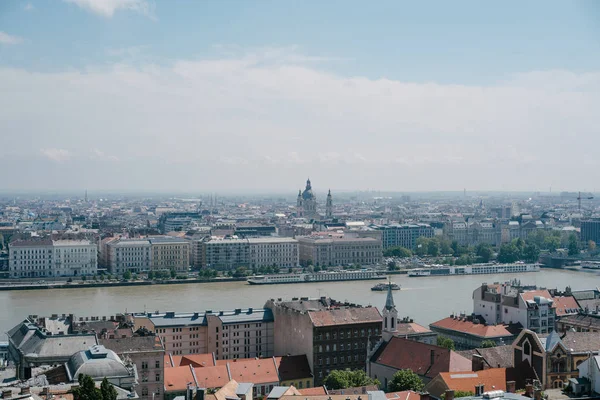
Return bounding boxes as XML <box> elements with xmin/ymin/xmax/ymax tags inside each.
<box><xmin>247</xmin><ymin>269</ymin><xmax>385</xmax><ymax>285</ymax></box>
<box><xmin>408</xmin><ymin>263</ymin><xmax>540</xmax><ymax>277</ymax></box>
<box><xmin>581</xmin><ymin>261</ymin><xmax>600</xmax><ymax>270</ymax></box>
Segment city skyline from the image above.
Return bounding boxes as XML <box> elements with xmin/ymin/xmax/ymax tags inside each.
<box><xmin>1</xmin><ymin>1</ymin><xmax>600</xmax><ymax>192</ymax></box>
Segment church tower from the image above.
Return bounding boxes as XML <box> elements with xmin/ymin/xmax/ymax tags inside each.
<box><xmin>326</xmin><ymin>189</ymin><xmax>333</xmax><ymax>218</ymax></box>
<box><xmin>382</xmin><ymin>280</ymin><xmax>398</xmax><ymax>341</ymax></box>
<box><xmin>296</xmin><ymin>190</ymin><xmax>303</xmax><ymax>217</ymax></box>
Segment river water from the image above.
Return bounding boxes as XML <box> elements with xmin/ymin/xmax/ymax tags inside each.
<box><xmin>2</xmin><ymin>269</ymin><xmax>598</xmax><ymax>339</ymax></box>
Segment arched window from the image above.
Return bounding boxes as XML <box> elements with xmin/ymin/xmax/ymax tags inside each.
<box><xmin>524</xmin><ymin>341</ymin><xmax>531</xmax><ymax>356</ymax></box>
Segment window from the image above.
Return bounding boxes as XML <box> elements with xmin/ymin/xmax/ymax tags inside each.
<box><xmin>142</xmin><ymin>361</ymin><xmax>148</xmax><ymax>370</ymax></box>
<box><xmin>524</xmin><ymin>342</ymin><xmax>531</xmax><ymax>356</ymax></box>
<box><xmin>155</xmin><ymin>360</ymin><xmax>160</xmax><ymax>369</ymax></box>
<box><xmin>141</xmin><ymin>387</ymin><xmax>148</xmax><ymax>397</ymax></box>
<box><xmin>155</xmin><ymin>373</ymin><xmax>160</xmax><ymax>382</ymax></box>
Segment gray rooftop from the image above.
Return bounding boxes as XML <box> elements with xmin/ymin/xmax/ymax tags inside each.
<box><xmin>146</xmin><ymin>308</ymin><xmax>273</xmax><ymax>327</ymax></box>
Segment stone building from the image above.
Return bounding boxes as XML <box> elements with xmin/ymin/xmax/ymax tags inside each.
<box><xmin>133</xmin><ymin>308</ymin><xmax>274</xmax><ymax>359</ymax></box>
<box><xmin>149</xmin><ymin>236</ymin><xmax>189</xmax><ymax>272</ymax></box>
<box><xmin>100</xmin><ymin>336</ymin><xmax>165</xmax><ymax>400</ymax></box>
<box><xmin>201</xmin><ymin>237</ymin><xmax>299</xmax><ymax>270</ymax></box>
<box><xmin>297</xmin><ymin>179</ymin><xmax>317</xmax><ymax>219</ymax></box>
<box><xmin>297</xmin><ymin>235</ymin><xmax>382</xmax><ymax>267</ymax></box>
<box><xmin>265</xmin><ymin>297</ymin><xmax>382</xmax><ymax>386</ymax></box>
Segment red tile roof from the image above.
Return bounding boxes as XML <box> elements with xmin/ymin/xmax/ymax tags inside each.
<box><xmin>164</xmin><ymin>365</ymin><xmax>196</xmax><ymax>392</ymax></box>
<box><xmin>437</xmin><ymin>368</ymin><xmax>507</xmax><ymax>394</ymax></box>
<box><xmin>372</xmin><ymin>337</ymin><xmax>471</xmax><ymax>379</ymax></box>
<box><xmin>308</xmin><ymin>307</ymin><xmax>382</xmax><ymax>327</ymax></box>
<box><xmin>386</xmin><ymin>391</ymin><xmax>422</xmax><ymax>400</ymax></box>
<box><xmin>193</xmin><ymin>365</ymin><xmax>231</xmax><ymax>389</ymax></box>
<box><xmin>227</xmin><ymin>358</ymin><xmax>279</xmax><ymax>385</ymax></box>
<box><xmin>552</xmin><ymin>296</ymin><xmax>580</xmax><ymax>316</ymax></box>
<box><xmin>430</xmin><ymin>317</ymin><xmax>516</xmax><ymax>339</ymax></box>
<box><xmin>166</xmin><ymin>353</ymin><xmax>216</xmax><ymax>368</ymax></box>
<box><xmin>298</xmin><ymin>387</ymin><xmax>328</xmax><ymax>396</ymax></box>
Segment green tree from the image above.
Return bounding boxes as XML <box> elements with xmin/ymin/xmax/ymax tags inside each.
<box><xmin>437</xmin><ymin>336</ymin><xmax>455</xmax><ymax>350</ymax></box>
<box><xmin>322</xmin><ymin>369</ymin><xmax>380</xmax><ymax>390</ymax></box>
<box><xmin>480</xmin><ymin>340</ymin><xmax>497</xmax><ymax>348</ymax></box>
<box><xmin>543</xmin><ymin>236</ymin><xmax>560</xmax><ymax>252</ymax></box>
<box><xmin>388</xmin><ymin>261</ymin><xmax>398</xmax><ymax>271</ymax></box>
<box><xmin>522</xmin><ymin>244</ymin><xmax>540</xmax><ymax>263</ymax></box>
<box><xmin>100</xmin><ymin>378</ymin><xmax>117</xmax><ymax>400</ymax></box>
<box><xmin>170</xmin><ymin>269</ymin><xmax>177</xmax><ymax>279</ymax></box>
<box><xmin>233</xmin><ymin>266</ymin><xmax>248</xmax><ymax>277</ymax></box>
<box><xmin>122</xmin><ymin>270</ymin><xmax>132</xmax><ymax>280</ymax></box>
<box><xmin>99</xmin><ymin>274</ymin><xmax>105</xmax><ymax>281</ymax></box>
<box><xmin>588</xmin><ymin>240</ymin><xmax>597</xmax><ymax>252</ymax></box>
<box><xmin>72</xmin><ymin>375</ymin><xmax>102</xmax><ymax>400</ymax></box>
<box><xmin>439</xmin><ymin>239</ymin><xmax>453</xmax><ymax>256</ymax></box>
<box><xmin>314</xmin><ymin>265</ymin><xmax>322</xmax><ymax>272</ymax></box>
<box><xmin>82</xmin><ymin>275</ymin><xmax>87</xmax><ymax>281</ymax></box>
<box><xmin>383</xmin><ymin>246</ymin><xmax>413</xmax><ymax>258</ymax></box>
<box><xmin>388</xmin><ymin>369</ymin><xmax>424</xmax><ymax>392</ymax></box>
<box><xmin>475</xmin><ymin>243</ymin><xmax>493</xmax><ymax>263</ymax></box>
<box><xmin>568</xmin><ymin>234</ymin><xmax>579</xmax><ymax>256</ymax></box>
<box><xmin>427</xmin><ymin>239</ymin><xmax>440</xmax><ymax>257</ymax></box>
<box><xmin>497</xmin><ymin>243</ymin><xmax>521</xmax><ymax>263</ymax></box>
<box><xmin>416</xmin><ymin>237</ymin><xmax>429</xmax><ymax>256</ymax></box>
<box><xmin>148</xmin><ymin>271</ymin><xmax>154</xmax><ymax>280</ymax></box>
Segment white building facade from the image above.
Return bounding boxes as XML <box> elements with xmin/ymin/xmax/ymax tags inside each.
<box><xmin>9</xmin><ymin>239</ymin><xmax>97</xmax><ymax>278</ymax></box>
<box><xmin>248</xmin><ymin>237</ymin><xmax>299</xmax><ymax>268</ymax></box>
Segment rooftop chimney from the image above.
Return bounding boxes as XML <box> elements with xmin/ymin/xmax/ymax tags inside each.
<box><xmin>20</xmin><ymin>388</ymin><xmax>30</xmax><ymax>395</ymax></box>
<box><xmin>445</xmin><ymin>390</ymin><xmax>454</xmax><ymax>400</ymax></box>
<box><xmin>534</xmin><ymin>390</ymin><xmax>542</xmax><ymax>400</ymax></box>
<box><xmin>2</xmin><ymin>389</ymin><xmax>13</xmax><ymax>399</ymax></box>
<box><xmin>472</xmin><ymin>354</ymin><xmax>484</xmax><ymax>372</ymax></box>
<box><xmin>525</xmin><ymin>384</ymin><xmax>533</xmax><ymax>398</ymax></box>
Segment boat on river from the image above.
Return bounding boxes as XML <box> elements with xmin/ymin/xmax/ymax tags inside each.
<box><xmin>408</xmin><ymin>263</ymin><xmax>540</xmax><ymax>277</ymax></box>
<box><xmin>371</xmin><ymin>282</ymin><xmax>401</xmax><ymax>291</ymax></box>
<box><xmin>247</xmin><ymin>269</ymin><xmax>385</xmax><ymax>285</ymax></box>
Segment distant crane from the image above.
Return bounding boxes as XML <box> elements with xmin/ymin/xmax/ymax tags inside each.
<box><xmin>577</xmin><ymin>191</ymin><xmax>594</xmax><ymax>212</ymax></box>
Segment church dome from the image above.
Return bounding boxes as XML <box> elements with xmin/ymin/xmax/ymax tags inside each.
<box><xmin>302</xmin><ymin>179</ymin><xmax>316</xmax><ymax>200</ymax></box>
<box><xmin>67</xmin><ymin>345</ymin><xmax>130</xmax><ymax>381</ymax></box>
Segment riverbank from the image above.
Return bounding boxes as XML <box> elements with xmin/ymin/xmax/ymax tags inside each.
<box><xmin>0</xmin><ymin>277</ymin><xmax>248</xmax><ymax>291</ymax></box>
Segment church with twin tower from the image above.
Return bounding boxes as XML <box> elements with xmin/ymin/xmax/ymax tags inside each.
<box><xmin>296</xmin><ymin>178</ymin><xmax>332</xmax><ymax>219</ymax></box>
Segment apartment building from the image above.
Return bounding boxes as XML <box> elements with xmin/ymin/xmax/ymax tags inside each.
<box><xmin>202</xmin><ymin>237</ymin><xmax>250</xmax><ymax>270</ymax></box>
<box><xmin>107</xmin><ymin>238</ymin><xmax>151</xmax><ymax>274</ymax></box>
<box><xmin>444</xmin><ymin>220</ymin><xmax>502</xmax><ymax>247</ymax></box>
<box><xmin>371</xmin><ymin>224</ymin><xmax>434</xmax><ymax>250</ymax></box>
<box><xmin>581</xmin><ymin>219</ymin><xmax>600</xmax><ymax>245</ymax></box>
<box><xmin>202</xmin><ymin>237</ymin><xmax>299</xmax><ymax>270</ymax></box>
<box><xmin>265</xmin><ymin>297</ymin><xmax>382</xmax><ymax>386</ymax></box>
<box><xmin>473</xmin><ymin>283</ymin><xmax>556</xmax><ymax>334</ymax></box>
<box><xmin>100</xmin><ymin>336</ymin><xmax>165</xmax><ymax>400</ymax></box>
<box><xmin>248</xmin><ymin>237</ymin><xmax>298</xmax><ymax>268</ymax></box>
<box><xmin>9</xmin><ymin>238</ymin><xmax>97</xmax><ymax>278</ymax></box>
<box><xmin>296</xmin><ymin>236</ymin><xmax>382</xmax><ymax>267</ymax></box>
<box><xmin>105</xmin><ymin>236</ymin><xmax>190</xmax><ymax>274</ymax></box>
<box><xmin>133</xmin><ymin>308</ymin><xmax>274</xmax><ymax>359</ymax></box>
<box><xmin>149</xmin><ymin>237</ymin><xmax>189</xmax><ymax>272</ymax></box>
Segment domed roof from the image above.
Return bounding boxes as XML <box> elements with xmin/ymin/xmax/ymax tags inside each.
<box><xmin>67</xmin><ymin>345</ymin><xmax>130</xmax><ymax>380</ymax></box>
<box><xmin>302</xmin><ymin>179</ymin><xmax>315</xmax><ymax>200</ymax></box>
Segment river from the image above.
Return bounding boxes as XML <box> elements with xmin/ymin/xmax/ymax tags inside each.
<box><xmin>2</xmin><ymin>269</ymin><xmax>599</xmax><ymax>338</ymax></box>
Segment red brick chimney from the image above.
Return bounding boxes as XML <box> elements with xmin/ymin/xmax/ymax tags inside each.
<box><xmin>445</xmin><ymin>390</ymin><xmax>455</xmax><ymax>400</ymax></box>
<box><xmin>525</xmin><ymin>384</ymin><xmax>533</xmax><ymax>398</ymax></box>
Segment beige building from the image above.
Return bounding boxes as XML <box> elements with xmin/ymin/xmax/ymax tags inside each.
<box><xmin>248</xmin><ymin>237</ymin><xmax>298</xmax><ymax>268</ymax></box>
<box><xmin>133</xmin><ymin>308</ymin><xmax>274</xmax><ymax>359</ymax></box>
<box><xmin>296</xmin><ymin>236</ymin><xmax>382</xmax><ymax>267</ymax></box>
<box><xmin>149</xmin><ymin>237</ymin><xmax>189</xmax><ymax>272</ymax></box>
<box><xmin>202</xmin><ymin>237</ymin><xmax>250</xmax><ymax>270</ymax></box>
<box><xmin>100</xmin><ymin>336</ymin><xmax>165</xmax><ymax>400</ymax></box>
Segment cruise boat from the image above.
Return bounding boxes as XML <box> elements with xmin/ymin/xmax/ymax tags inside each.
<box><xmin>581</xmin><ymin>261</ymin><xmax>600</xmax><ymax>270</ymax></box>
<box><xmin>247</xmin><ymin>270</ymin><xmax>385</xmax><ymax>285</ymax></box>
<box><xmin>408</xmin><ymin>263</ymin><xmax>540</xmax><ymax>277</ymax></box>
<box><xmin>371</xmin><ymin>282</ymin><xmax>401</xmax><ymax>291</ymax></box>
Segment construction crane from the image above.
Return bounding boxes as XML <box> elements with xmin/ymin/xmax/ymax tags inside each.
<box><xmin>577</xmin><ymin>191</ymin><xmax>594</xmax><ymax>212</ymax></box>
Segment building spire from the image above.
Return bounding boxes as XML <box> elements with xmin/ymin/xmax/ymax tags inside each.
<box><xmin>385</xmin><ymin>278</ymin><xmax>396</xmax><ymax>311</ymax></box>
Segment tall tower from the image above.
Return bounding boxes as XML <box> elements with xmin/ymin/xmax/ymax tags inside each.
<box><xmin>382</xmin><ymin>280</ymin><xmax>398</xmax><ymax>342</ymax></box>
<box><xmin>326</xmin><ymin>189</ymin><xmax>333</xmax><ymax>218</ymax></box>
<box><xmin>296</xmin><ymin>190</ymin><xmax>303</xmax><ymax>217</ymax></box>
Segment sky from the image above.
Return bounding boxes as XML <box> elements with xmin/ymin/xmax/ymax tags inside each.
<box><xmin>1</xmin><ymin>0</ymin><xmax>600</xmax><ymax>194</ymax></box>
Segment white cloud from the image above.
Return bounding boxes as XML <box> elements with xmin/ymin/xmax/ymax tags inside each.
<box><xmin>63</xmin><ymin>0</ymin><xmax>154</xmax><ymax>18</ymax></box>
<box><xmin>40</xmin><ymin>148</ymin><xmax>71</xmax><ymax>163</ymax></box>
<box><xmin>24</xmin><ymin>3</ymin><xmax>35</xmax><ymax>11</ymax></box>
<box><xmin>92</xmin><ymin>149</ymin><xmax>119</xmax><ymax>162</ymax></box>
<box><xmin>0</xmin><ymin>31</ymin><xmax>23</xmax><ymax>45</ymax></box>
<box><xmin>1</xmin><ymin>48</ymin><xmax>599</xmax><ymax>192</ymax></box>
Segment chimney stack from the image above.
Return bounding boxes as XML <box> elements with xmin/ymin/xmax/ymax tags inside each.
<box><xmin>534</xmin><ymin>390</ymin><xmax>542</xmax><ymax>400</ymax></box>
<box><xmin>2</xmin><ymin>390</ymin><xmax>13</xmax><ymax>399</ymax></box>
<box><xmin>506</xmin><ymin>381</ymin><xmax>516</xmax><ymax>393</ymax></box>
<box><xmin>445</xmin><ymin>390</ymin><xmax>455</xmax><ymax>400</ymax></box>
<box><xmin>472</xmin><ymin>354</ymin><xmax>484</xmax><ymax>371</ymax></box>
<box><xmin>20</xmin><ymin>388</ymin><xmax>30</xmax><ymax>395</ymax></box>
<box><xmin>525</xmin><ymin>384</ymin><xmax>533</xmax><ymax>398</ymax></box>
